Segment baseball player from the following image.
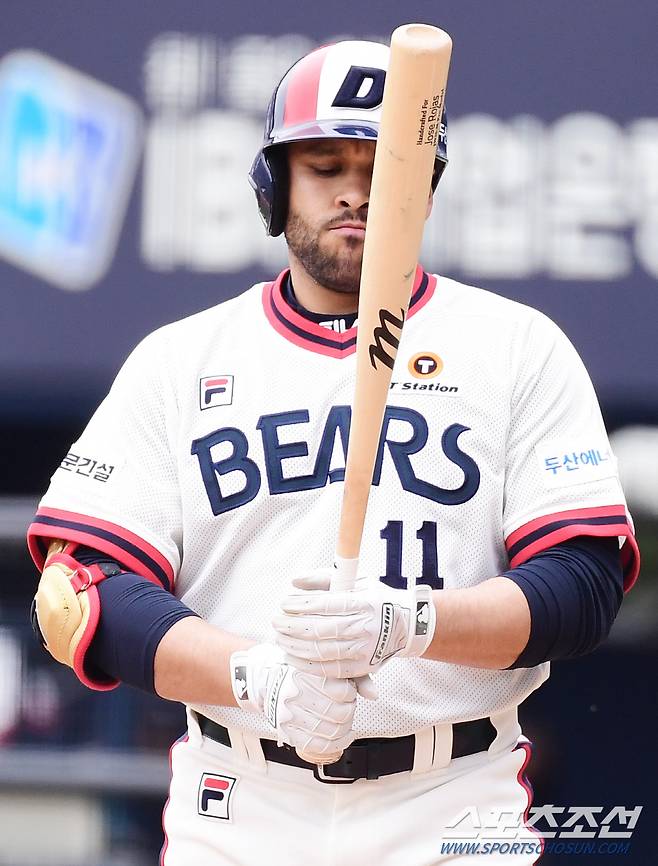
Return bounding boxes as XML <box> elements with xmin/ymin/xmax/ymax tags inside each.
<box><xmin>28</xmin><ymin>40</ymin><xmax>638</xmax><ymax>865</ymax></box>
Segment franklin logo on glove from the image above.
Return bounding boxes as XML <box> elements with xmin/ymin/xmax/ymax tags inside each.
<box><xmin>372</xmin><ymin>603</ymin><xmax>397</xmax><ymax>664</ymax></box>
<box><xmin>273</xmin><ymin>569</ymin><xmax>437</xmax><ymax>681</ymax></box>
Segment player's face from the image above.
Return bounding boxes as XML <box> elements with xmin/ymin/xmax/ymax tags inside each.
<box><xmin>285</xmin><ymin>138</ymin><xmax>375</xmax><ymax>296</ymax></box>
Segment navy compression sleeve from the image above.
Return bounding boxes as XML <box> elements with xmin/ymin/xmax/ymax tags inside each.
<box><xmin>76</xmin><ymin>536</ymin><xmax>622</xmax><ymax>686</ymax></box>
<box><xmin>75</xmin><ymin>547</ymin><xmax>198</xmax><ymax>692</ymax></box>
<box><xmin>504</xmin><ymin>535</ymin><xmax>623</xmax><ymax>669</ymax></box>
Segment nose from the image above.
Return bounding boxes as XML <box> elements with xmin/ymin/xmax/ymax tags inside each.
<box><xmin>335</xmin><ymin>170</ymin><xmax>370</xmax><ymax>213</ymax></box>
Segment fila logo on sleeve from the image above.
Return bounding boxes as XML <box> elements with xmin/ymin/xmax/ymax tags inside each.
<box><xmin>200</xmin><ymin>375</ymin><xmax>234</xmax><ymax>409</ymax></box>
<box><xmin>197</xmin><ymin>772</ymin><xmax>238</xmax><ymax>820</ymax></box>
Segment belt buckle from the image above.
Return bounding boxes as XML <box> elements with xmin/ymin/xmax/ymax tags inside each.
<box><xmin>313</xmin><ymin>763</ymin><xmax>358</xmax><ymax>784</ymax></box>
<box><xmin>312</xmin><ymin>743</ymin><xmax>370</xmax><ymax>783</ymax></box>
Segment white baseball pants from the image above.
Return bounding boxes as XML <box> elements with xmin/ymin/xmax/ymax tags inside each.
<box><xmin>160</xmin><ymin>710</ymin><xmax>542</xmax><ymax>865</ymax></box>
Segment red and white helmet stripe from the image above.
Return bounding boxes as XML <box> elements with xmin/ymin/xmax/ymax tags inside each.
<box><xmin>272</xmin><ymin>41</ymin><xmax>389</xmax><ymax>142</ymax></box>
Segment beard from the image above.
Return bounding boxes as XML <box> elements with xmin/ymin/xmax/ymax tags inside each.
<box><xmin>284</xmin><ymin>210</ymin><xmax>364</xmax><ymax>295</ymax></box>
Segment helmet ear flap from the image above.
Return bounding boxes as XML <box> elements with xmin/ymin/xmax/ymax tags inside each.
<box><xmin>431</xmin><ymin>106</ymin><xmax>448</xmax><ymax>191</ymax></box>
<box><xmin>431</xmin><ymin>160</ymin><xmax>446</xmax><ymax>192</ymax></box>
<box><xmin>248</xmin><ymin>145</ymin><xmax>289</xmax><ymax>237</ymax></box>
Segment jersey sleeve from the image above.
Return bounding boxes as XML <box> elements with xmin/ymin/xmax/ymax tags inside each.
<box><xmin>503</xmin><ymin>313</ymin><xmax>639</xmax><ymax>590</ymax></box>
<box><xmin>27</xmin><ymin>329</ymin><xmax>180</xmax><ymax>591</ymax></box>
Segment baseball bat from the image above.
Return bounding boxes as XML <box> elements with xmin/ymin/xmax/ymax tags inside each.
<box><xmin>333</xmin><ymin>23</ymin><xmax>453</xmax><ymax>591</ymax></box>
<box><xmin>298</xmin><ymin>24</ymin><xmax>452</xmax><ymax>767</ymax></box>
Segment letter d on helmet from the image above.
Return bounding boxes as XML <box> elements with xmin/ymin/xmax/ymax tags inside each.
<box><xmin>248</xmin><ymin>40</ymin><xmax>448</xmax><ymax>237</ymax></box>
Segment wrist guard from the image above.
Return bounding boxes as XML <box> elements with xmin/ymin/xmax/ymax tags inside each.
<box><xmin>398</xmin><ymin>584</ymin><xmax>437</xmax><ymax>658</ymax></box>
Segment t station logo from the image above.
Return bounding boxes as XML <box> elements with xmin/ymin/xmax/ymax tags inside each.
<box><xmin>408</xmin><ymin>352</ymin><xmax>443</xmax><ymax>379</ymax></box>
<box><xmin>389</xmin><ymin>352</ymin><xmax>459</xmax><ymax>396</ymax></box>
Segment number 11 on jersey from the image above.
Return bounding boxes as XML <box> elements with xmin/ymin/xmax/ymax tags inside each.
<box><xmin>380</xmin><ymin>520</ymin><xmax>444</xmax><ymax>590</ymax></box>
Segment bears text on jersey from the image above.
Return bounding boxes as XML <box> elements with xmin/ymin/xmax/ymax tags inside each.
<box><xmin>191</xmin><ymin>404</ymin><xmax>481</xmax><ymax>516</ymax></box>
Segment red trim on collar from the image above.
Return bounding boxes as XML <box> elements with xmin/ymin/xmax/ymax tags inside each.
<box><xmin>271</xmin><ymin>270</ymin><xmax>357</xmax><ymax>344</ymax></box>
<box><xmin>262</xmin><ymin>267</ymin><xmax>436</xmax><ymax>358</ymax></box>
<box><xmin>408</xmin><ymin>269</ymin><xmax>437</xmax><ymax>320</ymax></box>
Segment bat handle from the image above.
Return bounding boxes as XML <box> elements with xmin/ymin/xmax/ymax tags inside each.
<box><xmin>332</xmin><ymin>555</ymin><xmax>359</xmax><ymax>591</ymax></box>
<box><xmin>331</xmin><ymin>555</ymin><xmax>379</xmax><ymax>701</ymax></box>
<box><xmin>296</xmin><ymin>556</ymin><xmax>378</xmax><ymax>766</ymax></box>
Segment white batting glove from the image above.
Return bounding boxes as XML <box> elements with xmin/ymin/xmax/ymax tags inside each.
<box><xmin>273</xmin><ymin>570</ymin><xmax>437</xmax><ymax>679</ymax></box>
<box><xmin>229</xmin><ymin>642</ymin><xmax>357</xmax><ymax>764</ymax></box>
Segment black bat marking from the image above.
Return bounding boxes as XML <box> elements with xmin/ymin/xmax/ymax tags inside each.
<box><xmin>368</xmin><ymin>308</ymin><xmax>406</xmax><ymax>370</ymax></box>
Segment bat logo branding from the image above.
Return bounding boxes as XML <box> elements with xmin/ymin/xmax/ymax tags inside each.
<box><xmin>368</xmin><ymin>308</ymin><xmax>406</xmax><ymax>371</ymax></box>
<box><xmin>197</xmin><ymin>772</ymin><xmax>238</xmax><ymax>821</ymax></box>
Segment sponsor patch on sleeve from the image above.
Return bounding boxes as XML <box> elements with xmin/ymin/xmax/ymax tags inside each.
<box><xmin>535</xmin><ymin>439</ymin><xmax>618</xmax><ymax>488</ymax></box>
<box><xmin>56</xmin><ymin>451</ymin><xmax>122</xmax><ymax>483</ymax></box>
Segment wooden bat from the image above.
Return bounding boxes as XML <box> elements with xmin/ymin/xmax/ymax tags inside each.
<box><xmin>333</xmin><ymin>23</ymin><xmax>453</xmax><ymax>591</ymax></box>
<box><xmin>296</xmin><ymin>24</ymin><xmax>452</xmax><ymax>767</ymax></box>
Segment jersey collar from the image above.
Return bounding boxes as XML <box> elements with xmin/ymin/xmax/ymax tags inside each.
<box><xmin>262</xmin><ymin>266</ymin><xmax>436</xmax><ymax>358</ymax></box>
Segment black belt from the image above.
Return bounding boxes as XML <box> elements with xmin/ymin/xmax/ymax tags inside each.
<box><xmin>196</xmin><ymin>714</ymin><xmax>497</xmax><ymax>784</ymax></box>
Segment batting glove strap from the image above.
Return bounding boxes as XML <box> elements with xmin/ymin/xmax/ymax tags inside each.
<box><xmin>229</xmin><ymin>643</ymin><xmax>285</xmax><ymax>716</ymax></box>
<box><xmin>397</xmin><ymin>584</ymin><xmax>437</xmax><ymax>658</ymax></box>
<box><xmin>229</xmin><ymin>644</ymin><xmax>357</xmax><ymax>765</ymax></box>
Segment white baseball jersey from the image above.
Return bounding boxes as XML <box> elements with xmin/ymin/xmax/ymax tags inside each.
<box><xmin>28</xmin><ymin>268</ymin><xmax>639</xmax><ymax>738</ymax></box>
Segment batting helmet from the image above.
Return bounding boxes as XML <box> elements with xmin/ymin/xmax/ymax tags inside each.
<box><xmin>248</xmin><ymin>40</ymin><xmax>448</xmax><ymax>237</ymax></box>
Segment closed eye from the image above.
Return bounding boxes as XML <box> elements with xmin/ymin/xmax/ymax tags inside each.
<box><xmin>312</xmin><ymin>166</ymin><xmax>340</xmax><ymax>176</ymax></box>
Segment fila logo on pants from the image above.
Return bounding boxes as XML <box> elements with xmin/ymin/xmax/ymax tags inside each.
<box><xmin>197</xmin><ymin>773</ymin><xmax>238</xmax><ymax>820</ymax></box>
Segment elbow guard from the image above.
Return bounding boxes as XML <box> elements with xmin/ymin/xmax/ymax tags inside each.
<box><xmin>31</xmin><ymin>540</ymin><xmax>122</xmax><ymax>690</ymax></box>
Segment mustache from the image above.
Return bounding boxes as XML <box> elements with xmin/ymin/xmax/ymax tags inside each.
<box><xmin>326</xmin><ymin>211</ymin><xmax>367</xmax><ymax>229</ymax></box>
